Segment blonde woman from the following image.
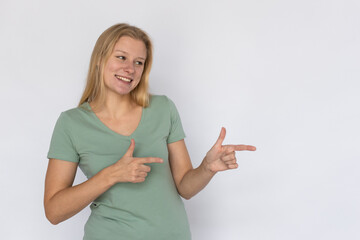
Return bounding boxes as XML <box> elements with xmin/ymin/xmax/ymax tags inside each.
<box><xmin>44</xmin><ymin>23</ymin><xmax>256</xmax><ymax>240</ymax></box>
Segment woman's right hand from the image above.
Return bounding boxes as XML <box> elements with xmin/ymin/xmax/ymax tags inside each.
<box><xmin>106</xmin><ymin>139</ymin><xmax>163</xmax><ymax>184</ymax></box>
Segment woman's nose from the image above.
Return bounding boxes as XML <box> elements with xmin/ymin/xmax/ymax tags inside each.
<box><xmin>123</xmin><ymin>61</ymin><xmax>135</xmax><ymax>73</ymax></box>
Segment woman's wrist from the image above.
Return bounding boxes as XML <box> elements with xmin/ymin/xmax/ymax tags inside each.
<box><xmin>200</xmin><ymin>157</ymin><xmax>217</xmax><ymax>176</ymax></box>
<box><xmin>97</xmin><ymin>166</ymin><xmax>117</xmax><ymax>188</ymax></box>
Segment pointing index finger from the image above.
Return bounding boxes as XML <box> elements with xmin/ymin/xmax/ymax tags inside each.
<box><xmin>225</xmin><ymin>144</ymin><xmax>257</xmax><ymax>151</ymax></box>
<box><xmin>135</xmin><ymin>157</ymin><xmax>164</xmax><ymax>164</ymax></box>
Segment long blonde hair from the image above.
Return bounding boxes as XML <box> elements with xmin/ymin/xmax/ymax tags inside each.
<box><xmin>78</xmin><ymin>23</ymin><xmax>153</xmax><ymax>110</ymax></box>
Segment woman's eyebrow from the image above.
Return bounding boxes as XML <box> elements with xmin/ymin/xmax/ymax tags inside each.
<box><xmin>115</xmin><ymin>50</ymin><xmax>146</xmax><ymax>60</ymax></box>
<box><xmin>115</xmin><ymin>50</ymin><xmax>127</xmax><ymax>54</ymax></box>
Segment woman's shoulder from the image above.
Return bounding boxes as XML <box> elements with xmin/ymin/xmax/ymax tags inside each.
<box><xmin>56</xmin><ymin>103</ymin><xmax>92</xmax><ymax>125</ymax></box>
<box><xmin>147</xmin><ymin>95</ymin><xmax>181</xmax><ymax>118</ymax></box>
<box><xmin>149</xmin><ymin>94</ymin><xmax>175</xmax><ymax>107</ymax></box>
<box><xmin>149</xmin><ymin>94</ymin><xmax>167</xmax><ymax>103</ymax></box>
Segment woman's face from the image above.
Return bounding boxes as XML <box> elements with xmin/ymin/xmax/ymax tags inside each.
<box><xmin>103</xmin><ymin>36</ymin><xmax>147</xmax><ymax>96</ymax></box>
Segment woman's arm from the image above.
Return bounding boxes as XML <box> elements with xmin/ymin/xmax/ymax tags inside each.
<box><xmin>168</xmin><ymin>140</ymin><xmax>215</xmax><ymax>200</ymax></box>
<box><xmin>44</xmin><ymin>139</ymin><xmax>163</xmax><ymax>225</ymax></box>
<box><xmin>44</xmin><ymin>159</ymin><xmax>113</xmax><ymax>225</ymax></box>
<box><xmin>168</xmin><ymin>127</ymin><xmax>256</xmax><ymax>200</ymax></box>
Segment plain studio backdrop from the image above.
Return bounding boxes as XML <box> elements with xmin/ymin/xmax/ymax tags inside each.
<box><xmin>1</xmin><ymin>0</ymin><xmax>359</xmax><ymax>239</ymax></box>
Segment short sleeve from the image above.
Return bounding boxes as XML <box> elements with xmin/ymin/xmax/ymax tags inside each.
<box><xmin>47</xmin><ymin>112</ymin><xmax>79</xmax><ymax>163</ymax></box>
<box><xmin>165</xmin><ymin>96</ymin><xmax>186</xmax><ymax>144</ymax></box>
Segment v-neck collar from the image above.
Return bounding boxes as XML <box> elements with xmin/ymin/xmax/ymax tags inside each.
<box><xmin>82</xmin><ymin>102</ymin><xmax>145</xmax><ymax>139</ymax></box>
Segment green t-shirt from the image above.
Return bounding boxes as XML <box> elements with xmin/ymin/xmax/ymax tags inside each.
<box><xmin>47</xmin><ymin>95</ymin><xmax>191</xmax><ymax>240</ymax></box>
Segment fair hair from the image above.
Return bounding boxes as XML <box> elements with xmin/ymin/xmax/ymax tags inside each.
<box><xmin>78</xmin><ymin>23</ymin><xmax>153</xmax><ymax>110</ymax></box>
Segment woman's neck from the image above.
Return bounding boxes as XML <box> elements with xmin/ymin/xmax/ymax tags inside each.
<box><xmin>92</xmin><ymin>92</ymin><xmax>138</xmax><ymax>120</ymax></box>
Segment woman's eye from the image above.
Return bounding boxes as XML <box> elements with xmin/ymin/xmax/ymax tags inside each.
<box><xmin>135</xmin><ymin>61</ymin><xmax>144</xmax><ymax>66</ymax></box>
<box><xmin>117</xmin><ymin>56</ymin><xmax>126</xmax><ymax>60</ymax></box>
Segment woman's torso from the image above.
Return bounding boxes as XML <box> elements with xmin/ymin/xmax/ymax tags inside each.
<box><xmin>49</xmin><ymin>95</ymin><xmax>191</xmax><ymax>240</ymax></box>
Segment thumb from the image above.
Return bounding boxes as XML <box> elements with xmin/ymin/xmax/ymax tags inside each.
<box><xmin>214</xmin><ymin>127</ymin><xmax>226</xmax><ymax>147</ymax></box>
<box><xmin>124</xmin><ymin>139</ymin><xmax>135</xmax><ymax>157</ymax></box>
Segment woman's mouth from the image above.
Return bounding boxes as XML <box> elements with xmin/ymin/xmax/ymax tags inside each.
<box><xmin>115</xmin><ymin>74</ymin><xmax>132</xmax><ymax>83</ymax></box>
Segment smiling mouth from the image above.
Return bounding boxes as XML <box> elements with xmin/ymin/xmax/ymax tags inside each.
<box><xmin>115</xmin><ymin>74</ymin><xmax>133</xmax><ymax>83</ymax></box>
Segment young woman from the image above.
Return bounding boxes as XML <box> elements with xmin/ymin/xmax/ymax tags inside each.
<box><xmin>44</xmin><ymin>23</ymin><xmax>256</xmax><ymax>240</ymax></box>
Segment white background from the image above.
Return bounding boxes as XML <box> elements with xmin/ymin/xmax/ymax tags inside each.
<box><xmin>1</xmin><ymin>0</ymin><xmax>359</xmax><ymax>239</ymax></box>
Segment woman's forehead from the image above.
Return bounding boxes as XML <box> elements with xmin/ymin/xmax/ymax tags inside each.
<box><xmin>113</xmin><ymin>36</ymin><xmax>147</xmax><ymax>59</ymax></box>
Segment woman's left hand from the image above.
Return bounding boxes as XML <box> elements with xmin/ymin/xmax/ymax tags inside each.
<box><xmin>204</xmin><ymin>127</ymin><xmax>256</xmax><ymax>173</ymax></box>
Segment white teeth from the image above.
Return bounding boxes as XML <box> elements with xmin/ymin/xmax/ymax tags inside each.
<box><xmin>115</xmin><ymin>75</ymin><xmax>132</xmax><ymax>82</ymax></box>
